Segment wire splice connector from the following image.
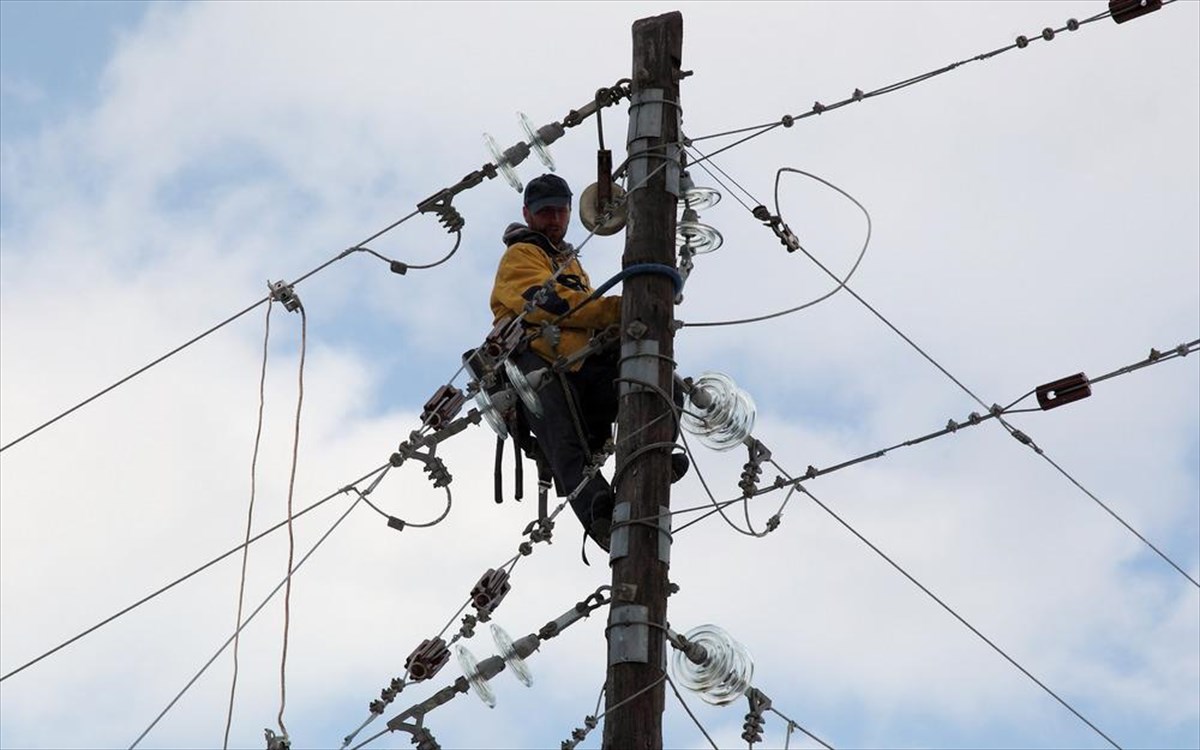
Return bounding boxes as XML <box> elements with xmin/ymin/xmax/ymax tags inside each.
<box><xmin>268</xmin><ymin>280</ymin><xmax>302</xmax><ymax>313</ymax></box>
<box><xmin>751</xmin><ymin>205</ymin><xmax>801</xmax><ymax>252</ymax></box>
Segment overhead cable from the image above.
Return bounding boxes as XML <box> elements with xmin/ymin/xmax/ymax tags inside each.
<box><xmin>682</xmin><ymin>3</ymin><xmax>1158</xmax><ymax>166</ymax></box>
<box><xmin>129</xmin><ymin>492</ymin><xmax>366</xmax><ymax>750</ymax></box>
<box><xmin>0</xmin><ymin>464</ymin><xmax>390</xmax><ymax>684</ymax></box>
<box><xmin>793</xmin><ymin>481</ymin><xmax>1122</xmax><ymax>750</ymax></box>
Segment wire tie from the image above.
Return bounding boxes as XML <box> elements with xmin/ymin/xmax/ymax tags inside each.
<box><xmin>853</xmin><ymin>88</ymin><xmax>865</xmax><ymax>101</ymax></box>
<box><xmin>781</xmin><ymin>115</ymin><xmax>795</xmax><ymax>127</ymax></box>
<box><xmin>811</xmin><ymin>101</ymin><xmax>826</xmax><ymax>114</ymax></box>
<box><xmin>1042</xmin><ymin>27</ymin><xmax>1056</xmax><ymax>40</ymax></box>
<box><xmin>1175</xmin><ymin>343</ymin><xmax>1190</xmax><ymax>357</ymax></box>
<box><xmin>1016</xmin><ymin>34</ymin><xmax>1030</xmax><ymax>48</ymax></box>
<box><xmin>804</xmin><ymin>465</ymin><xmax>818</xmax><ymax>479</ymax></box>
<box><xmin>967</xmin><ymin>411</ymin><xmax>982</xmax><ymax>425</ymax></box>
<box><xmin>1149</xmin><ymin>347</ymin><xmax>1163</xmax><ymax>361</ymax></box>
<box><xmin>946</xmin><ymin>418</ymin><xmax>960</xmax><ymax>432</ymax></box>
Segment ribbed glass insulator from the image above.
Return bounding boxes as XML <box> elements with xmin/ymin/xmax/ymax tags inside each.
<box><xmin>519</xmin><ymin>111</ymin><xmax>556</xmax><ymax>171</ymax></box>
<box><xmin>676</xmin><ymin>220</ymin><xmax>724</xmax><ymax>255</ymax></box>
<box><xmin>670</xmin><ymin>624</ymin><xmax>754</xmax><ymax>706</ymax></box>
<box><xmin>483</xmin><ymin>132</ymin><xmax>523</xmax><ymax>193</ymax></box>
<box><xmin>471</xmin><ymin>388</ymin><xmax>509</xmax><ymax>439</ymax></box>
<box><xmin>455</xmin><ymin>643</ymin><xmax>497</xmax><ymax>708</ymax></box>
<box><xmin>678</xmin><ymin>186</ymin><xmax>722</xmax><ymax>212</ymax></box>
<box><xmin>681</xmin><ymin>372</ymin><xmax>756</xmax><ymax>451</ymax></box>
<box><xmin>490</xmin><ymin>623</ymin><xmax>533</xmax><ymax>687</ymax></box>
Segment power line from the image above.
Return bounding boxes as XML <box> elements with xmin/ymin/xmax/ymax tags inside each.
<box><xmin>0</xmin><ymin>463</ymin><xmax>389</xmax><ymax>684</ymax></box>
<box><xmin>794</xmin><ymin>481</ymin><xmax>1122</xmax><ymax>750</ymax></box>
<box><xmin>679</xmin><ymin>166</ymin><xmax>872</xmax><ymax>329</ymax></box>
<box><xmin>0</xmin><ymin>237</ymin><xmax>390</xmax><ymax>455</ymax></box>
<box><xmin>129</xmin><ymin>491</ymin><xmax>365</xmax><ymax>749</ymax></box>
<box><xmin>683</xmin><ymin>4</ymin><xmax>1130</xmax><ymax>165</ymax></box>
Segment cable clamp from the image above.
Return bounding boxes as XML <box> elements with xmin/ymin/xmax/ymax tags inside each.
<box><xmin>264</xmin><ymin>729</ymin><xmax>291</xmax><ymax>750</ymax></box>
<box><xmin>742</xmin><ymin>687</ymin><xmax>772</xmax><ymax>745</ymax></box>
<box><xmin>751</xmin><ymin>204</ymin><xmax>801</xmax><ymax>252</ymax></box>
<box><xmin>946</xmin><ymin>418</ymin><xmax>960</xmax><ymax>433</ymax></box>
<box><xmin>417</xmin><ymin>189</ymin><xmax>466</xmax><ymax>234</ymax></box>
<box><xmin>522</xmin><ymin>516</ymin><xmax>555</xmax><ymax>546</ymax></box>
<box><xmin>268</xmin><ymin>280</ymin><xmax>302</xmax><ymax>313</ymax></box>
<box><xmin>458</xmin><ymin>613</ymin><xmax>478</xmax><ymax>639</ymax></box>
<box><xmin>739</xmin><ymin>438</ymin><xmax>772</xmax><ymax>498</ymax></box>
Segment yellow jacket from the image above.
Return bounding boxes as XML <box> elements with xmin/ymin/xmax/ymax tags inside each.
<box><xmin>490</xmin><ymin>223</ymin><xmax>621</xmax><ymax>367</ymax></box>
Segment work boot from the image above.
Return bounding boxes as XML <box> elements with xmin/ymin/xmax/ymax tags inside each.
<box><xmin>671</xmin><ymin>453</ymin><xmax>690</xmax><ymax>483</ymax></box>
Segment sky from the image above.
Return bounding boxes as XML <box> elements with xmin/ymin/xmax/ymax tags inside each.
<box><xmin>1</xmin><ymin>1</ymin><xmax>1197</xmax><ymax>749</ymax></box>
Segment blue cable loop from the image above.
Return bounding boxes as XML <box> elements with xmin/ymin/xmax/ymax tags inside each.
<box><xmin>590</xmin><ymin>263</ymin><xmax>683</xmax><ymax>299</ymax></box>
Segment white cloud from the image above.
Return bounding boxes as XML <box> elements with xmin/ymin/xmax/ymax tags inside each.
<box><xmin>2</xmin><ymin>2</ymin><xmax>1197</xmax><ymax>749</ymax></box>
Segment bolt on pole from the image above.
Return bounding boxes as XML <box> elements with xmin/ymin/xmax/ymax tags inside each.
<box><xmin>603</xmin><ymin>11</ymin><xmax>683</xmax><ymax>750</ymax></box>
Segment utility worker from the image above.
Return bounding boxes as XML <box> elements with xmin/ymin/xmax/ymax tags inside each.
<box><xmin>490</xmin><ymin>174</ymin><xmax>622</xmax><ymax>551</ymax></box>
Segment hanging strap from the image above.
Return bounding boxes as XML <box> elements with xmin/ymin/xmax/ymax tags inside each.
<box><xmin>493</xmin><ymin>435</ymin><xmax>505</xmax><ymax>504</ymax></box>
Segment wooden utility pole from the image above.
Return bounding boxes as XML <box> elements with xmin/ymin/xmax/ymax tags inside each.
<box><xmin>603</xmin><ymin>12</ymin><xmax>682</xmax><ymax>750</ymax></box>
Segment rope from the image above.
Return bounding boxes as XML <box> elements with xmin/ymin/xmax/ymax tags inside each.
<box><xmin>128</xmin><ymin>492</ymin><xmax>365</xmax><ymax>749</ymax></box>
<box><xmin>275</xmin><ymin>306</ymin><xmax>307</xmax><ymax>740</ymax></box>
<box><xmin>223</xmin><ymin>300</ymin><xmax>274</xmax><ymax>749</ymax></box>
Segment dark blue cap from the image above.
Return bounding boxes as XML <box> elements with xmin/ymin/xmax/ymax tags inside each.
<box><xmin>524</xmin><ymin>173</ymin><xmax>572</xmax><ymax>213</ymax></box>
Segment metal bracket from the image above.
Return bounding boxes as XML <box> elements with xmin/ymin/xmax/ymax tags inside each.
<box><xmin>626</xmin><ymin>88</ymin><xmax>681</xmax><ymax>195</ymax></box>
<box><xmin>658</xmin><ymin>504</ymin><xmax>672</xmax><ymax>564</ymax></box>
<box><xmin>619</xmin><ymin>339</ymin><xmax>662</xmax><ymax>397</ymax></box>
<box><xmin>609</xmin><ymin>502</ymin><xmax>631</xmax><ymax>561</ymax></box>
<box><xmin>608</xmin><ymin>604</ymin><xmax>650</xmax><ymax>665</ymax></box>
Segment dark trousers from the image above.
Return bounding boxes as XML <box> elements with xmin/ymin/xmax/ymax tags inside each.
<box><xmin>513</xmin><ymin>349</ymin><xmax>618</xmax><ymax>533</ymax></box>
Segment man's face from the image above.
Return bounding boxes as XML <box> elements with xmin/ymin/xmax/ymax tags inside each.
<box><xmin>524</xmin><ymin>204</ymin><xmax>571</xmax><ymax>246</ymax></box>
